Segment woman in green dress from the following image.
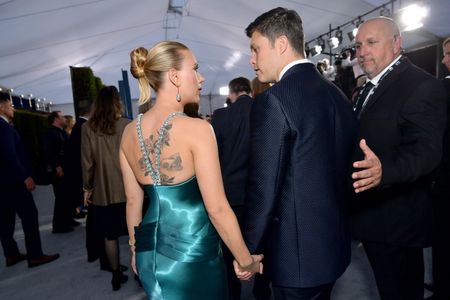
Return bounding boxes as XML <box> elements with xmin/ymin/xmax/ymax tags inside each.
<box><xmin>120</xmin><ymin>41</ymin><xmax>263</xmax><ymax>300</ymax></box>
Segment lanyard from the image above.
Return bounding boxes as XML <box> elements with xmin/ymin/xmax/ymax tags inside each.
<box><xmin>357</xmin><ymin>56</ymin><xmax>405</xmax><ymax>112</ymax></box>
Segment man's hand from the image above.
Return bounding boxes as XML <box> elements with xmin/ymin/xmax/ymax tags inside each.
<box><xmin>24</xmin><ymin>177</ymin><xmax>35</xmax><ymax>191</ymax></box>
<box><xmin>233</xmin><ymin>254</ymin><xmax>264</xmax><ymax>281</ymax></box>
<box><xmin>352</xmin><ymin>139</ymin><xmax>382</xmax><ymax>193</ymax></box>
<box><xmin>55</xmin><ymin>166</ymin><xmax>64</xmax><ymax>178</ymax></box>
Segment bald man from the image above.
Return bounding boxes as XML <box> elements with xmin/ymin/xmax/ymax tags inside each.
<box><xmin>350</xmin><ymin>17</ymin><xmax>446</xmax><ymax>300</ymax></box>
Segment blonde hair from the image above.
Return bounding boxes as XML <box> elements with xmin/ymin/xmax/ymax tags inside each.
<box><xmin>130</xmin><ymin>41</ymin><xmax>189</xmax><ymax>105</ymax></box>
<box><xmin>443</xmin><ymin>37</ymin><xmax>450</xmax><ymax>48</ymax></box>
<box><xmin>251</xmin><ymin>77</ymin><xmax>271</xmax><ymax>97</ymax></box>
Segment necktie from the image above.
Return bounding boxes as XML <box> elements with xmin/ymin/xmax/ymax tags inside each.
<box><xmin>354</xmin><ymin>81</ymin><xmax>374</xmax><ymax>118</ymax></box>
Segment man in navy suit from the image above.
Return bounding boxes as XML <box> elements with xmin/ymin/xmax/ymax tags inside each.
<box><xmin>350</xmin><ymin>18</ymin><xmax>446</xmax><ymax>300</ymax></box>
<box><xmin>243</xmin><ymin>7</ymin><xmax>357</xmax><ymax>299</ymax></box>
<box><xmin>0</xmin><ymin>93</ymin><xmax>59</xmax><ymax>268</ymax></box>
<box><xmin>212</xmin><ymin>77</ymin><xmax>271</xmax><ymax>300</ymax></box>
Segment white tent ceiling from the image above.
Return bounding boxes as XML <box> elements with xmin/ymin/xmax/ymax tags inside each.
<box><xmin>1</xmin><ymin>0</ymin><xmax>449</xmax><ymax>105</ymax></box>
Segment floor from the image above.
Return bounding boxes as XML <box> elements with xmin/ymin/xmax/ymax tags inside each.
<box><xmin>0</xmin><ymin>185</ymin><xmax>432</xmax><ymax>299</ymax></box>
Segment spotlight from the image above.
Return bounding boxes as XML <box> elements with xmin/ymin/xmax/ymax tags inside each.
<box><xmin>335</xmin><ymin>28</ymin><xmax>343</xmax><ymax>43</ymax></box>
<box><xmin>219</xmin><ymin>86</ymin><xmax>229</xmax><ymax>96</ymax></box>
<box><xmin>380</xmin><ymin>5</ymin><xmax>391</xmax><ymax>17</ymax></box>
<box><xmin>305</xmin><ymin>44</ymin><xmax>311</xmax><ymax>57</ymax></box>
<box><xmin>317</xmin><ymin>37</ymin><xmax>325</xmax><ymax>50</ymax></box>
<box><xmin>398</xmin><ymin>3</ymin><xmax>427</xmax><ymax>31</ymax></box>
<box><xmin>310</xmin><ymin>45</ymin><xmax>322</xmax><ymax>57</ymax></box>
<box><xmin>328</xmin><ymin>37</ymin><xmax>340</xmax><ymax>49</ymax></box>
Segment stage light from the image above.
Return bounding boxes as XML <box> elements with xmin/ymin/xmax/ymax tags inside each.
<box><xmin>219</xmin><ymin>86</ymin><xmax>229</xmax><ymax>96</ymax></box>
<box><xmin>398</xmin><ymin>3</ymin><xmax>427</xmax><ymax>32</ymax></box>
<box><xmin>310</xmin><ymin>45</ymin><xmax>322</xmax><ymax>57</ymax></box>
<box><xmin>380</xmin><ymin>5</ymin><xmax>391</xmax><ymax>17</ymax></box>
<box><xmin>328</xmin><ymin>37</ymin><xmax>340</xmax><ymax>49</ymax></box>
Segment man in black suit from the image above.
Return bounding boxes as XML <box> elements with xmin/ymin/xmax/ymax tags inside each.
<box><xmin>212</xmin><ymin>77</ymin><xmax>271</xmax><ymax>300</ymax></box>
<box><xmin>243</xmin><ymin>8</ymin><xmax>357</xmax><ymax>299</ymax></box>
<box><xmin>351</xmin><ymin>18</ymin><xmax>447</xmax><ymax>300</ymax></box>
<box><xmin>0</xmin><ymin>94</ymin><xmax>59</xmax><ymax>268</ymax></box>
<box><xmin>42</xmin><ymin>111</ymin><xmax>74</xmax><ymax>233</ymax></box>
<box><xmin>430</xmin><ymin>37</ymin><xmax>450</xmax><ymax>300</ymax></box>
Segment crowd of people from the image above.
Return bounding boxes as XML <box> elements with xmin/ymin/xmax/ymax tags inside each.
<box><xmin>1</xmin><ymin>6</ymin><xmax>449</xmax><ymax>300</ymax></box>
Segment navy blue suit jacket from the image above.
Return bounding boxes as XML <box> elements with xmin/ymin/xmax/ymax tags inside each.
<box><xmin>211</xmin><ymin>95</ymin><xmax>252</xmax><ymax>207</ymax></box>
<box><xmin>0</xmin><ymin>118</ymin><xmax>33</xmax><ymax>187</ymax></box>
<box><xmin>244</xmin><ymin>63</ymin><xmax>357</xmax><ymax>288</ymax></box>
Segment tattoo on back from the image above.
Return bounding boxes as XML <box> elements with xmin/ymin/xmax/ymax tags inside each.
<box><xmin>138</xmin><ymin>124</ymin><xmax>184</xmax><ymax>184</ymax></box>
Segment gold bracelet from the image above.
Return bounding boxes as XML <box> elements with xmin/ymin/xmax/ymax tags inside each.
<box><xmin>128</xmin><ymin>239</ymin><xmax>136</xmax><ymax>247</ymax></box>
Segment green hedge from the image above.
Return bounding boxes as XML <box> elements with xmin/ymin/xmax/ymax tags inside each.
<box><xmin>13</xmin><ymin>109</ymin><xmax>50</xmax><ymax>178</ymax></box>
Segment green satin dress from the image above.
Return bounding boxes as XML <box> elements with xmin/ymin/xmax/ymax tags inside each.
<box><xmin>134</xmin><ymin>113</ymin><xmax>227</xmax><ymax>300</ymax></box>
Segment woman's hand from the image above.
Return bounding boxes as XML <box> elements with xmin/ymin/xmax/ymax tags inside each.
<box><xmin>233</xmin><ymin>254</ymin><xmax>264</xmax><ymax>281</ymax></box>
<box><xmin>83</xmin><ymin>190</ymin><xmax>92</xmax><ymax>207</ymax></box>
<box><xmin>131</xmin><ymin>251</ymin><xmax>138</xmax><ymax>275</ymax></box>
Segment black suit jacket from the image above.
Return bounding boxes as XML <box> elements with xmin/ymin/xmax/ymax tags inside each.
<box><xmin>211</xmin><ymin>95</ymin><xmax>252</xmax><ymax>207</ymax></box>
<box><xmin>352</xmin><ymin>57</ymin><xmax>447</xmax><ymax>247</ymax></box>
<box><xmin>0</xmin><ymin>118</ymin><xmax>33</xmax><ymax>187</ymax></box>
<box><xmin>244</xmin><ymin>63</ymin><xmax>357</xmax><ymax>288</ymax></box>
<box><xmin>42</xmin><ymin>126</ymin><xmax>68</xmax><ymax>173</ymax></box>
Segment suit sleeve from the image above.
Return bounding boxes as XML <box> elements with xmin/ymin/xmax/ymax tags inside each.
<box><xmin>380</xmin><ymin>78</ymin><xmax>447</xmax><ymax>186</ymax></box>
<box><xmin>81</xmin><ymin>124</ymin><xmax>95</xmax><ymax>191</ymax></box>
<box><xmin>244</xmin><ymin>92</ymin><xmax>289</xmax><ymax>253</ymax></box>
<box><xmin>0</xmin><ymin>125</ymin><xmax>30</xmax><ymax>182</ymax></box>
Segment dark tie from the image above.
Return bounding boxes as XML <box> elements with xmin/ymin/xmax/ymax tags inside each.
<box><xmin>354</xmin><ymin>81</ymin><xmax>374</xmax><ymax>118</ymax></box>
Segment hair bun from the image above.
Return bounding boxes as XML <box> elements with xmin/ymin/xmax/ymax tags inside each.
<box><xmin>130</xmin><ymin>47</ymin><xmax>148</xmax><ymax>79</ymax></box>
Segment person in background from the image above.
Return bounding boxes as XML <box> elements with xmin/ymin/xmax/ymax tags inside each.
<box><xmin>243</xmin><ymin>7</ymin><xmax>357</xmax><ymax>299</ymax></box>
<box><xmin>64</xmin><ymin>115</ymin><xmax>75</xmax><ymax>136</ymax></box>
<box><xmin>429</xmin><ymin>37</ymin><xmax>450</xmax><ymax>300</ymax></box>
<box><xmin>43</xmin><ymin>111</ymin><xmax>77</xmax><ymax>233</ymax></box>
<box><xmin>212</xmin><ymin>77</ymin><xmax>271</xmax><ymax>300</ymax></box>
<box><xmin>0</xmin><ymin>93</ymin><xmax>59</xmax><ymax>268</ymax></box>
<box><xmin>82</xmin><ymin>86</ymin><xmax>131</xmax><ymax>291</ymax></box>
<box><xmin>351</xmin><ymin>17</ymin><xmax>446</xmax><ymax>300</ymax></box>
<box><xmin>251</xmin><ymin>76</ymin><xmax>271</xmax><ymax>97</ymax></box>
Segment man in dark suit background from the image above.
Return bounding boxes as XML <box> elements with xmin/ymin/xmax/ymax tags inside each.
<box><xmin>350</xmin><ymin>18</ymin><xmax>447</xmax><ymax>300</ymax></box>
<box><xmin>0</xmin><ymin>93</ymin><xmax>59</xmax><ymax>268</ymax></box>
<box><xmin>243</xmin><ymin>7</ymin><xmax>357</xmax><ymax>299</ymax></box>
<box><xmin>429</xmin><ymin>37</ymin><xmax>450</xmax><ymax>300</ymax></box>
<box><xmin>212</xmin><ymin>77</ymin><xmax>271</xmax><ymax>300</ymax></box>
<box><xmin>42</xmin><ymin>110</ymin><xmax>75</xmax><ymax>233</ymax></box>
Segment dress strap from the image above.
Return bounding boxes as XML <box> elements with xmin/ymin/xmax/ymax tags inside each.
<box><xmin>136</xmin><ymin>112</ymin><xmax>186</xmax><ymax>185</ymax></box>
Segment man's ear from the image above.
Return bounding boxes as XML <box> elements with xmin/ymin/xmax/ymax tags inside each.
<box><xmin>276</xmin><ymin>35</ymin><xmax>289</xmax><ymax>54</ymax></box>
<box><xmin>168</xmin><ymin>68</ymin><xmax>179</xmax><ymax>87</ymax></box>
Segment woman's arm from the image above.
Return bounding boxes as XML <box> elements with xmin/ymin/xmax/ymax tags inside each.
<box><xmin>190</xmin><ymin>120</ymin><xmax>262</xmax><ymax>274</ymax></box>
<box><xmin>119</xmin><ymin>145</ymin><xmax>144</xmax><ymax>274</ymax></box>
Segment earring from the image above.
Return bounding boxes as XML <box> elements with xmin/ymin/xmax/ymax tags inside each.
<box><xmin>176</xmin><ymin>86</ymin><xmax>181</xmax><ymax>102</ymax></box>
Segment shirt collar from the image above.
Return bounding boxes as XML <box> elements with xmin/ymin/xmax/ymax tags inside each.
<box><xmin>368</xmin><ymin>55</ymin><xmax>402</xmax><ymax>86</ymax></box>
<box><xmin>0</xmin><ymin>115</ymin><xmax>9</xmax><ymax>123</ymax></box>
<box><xmin>279</xmin><ymin>59</ymin><xmax>312</xmax><ymax>81</ymax></box>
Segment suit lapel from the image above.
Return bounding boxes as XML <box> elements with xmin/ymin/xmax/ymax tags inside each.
<box><xmin>360</xmin><ymin>58</ymin><xmax>411</xmax><ymax>117</ymax></box>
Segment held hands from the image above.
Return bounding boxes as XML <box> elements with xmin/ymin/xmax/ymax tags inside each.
<box><xmin>352</xmin><ymin>139</ymin><xmax>382</xmax><ymax>193</ymax></box>
<box><xmin>83</xmin><ymin>190</ymin><xmax>93</xmax><ymax>206</ymax></box>
<box><xmin>55</xmin><ymin>166</ymin><xmax>64</xmax><ymax>178</ymax></box>
<box><xmin>24</xmin><ymin>177</ymin><xmax>36</xmax><ymax>192</ymax></box>
<box><xmin>233</xmin><ymin>254</ymin><xmax>264</xmax><ymax>281</ymax></box>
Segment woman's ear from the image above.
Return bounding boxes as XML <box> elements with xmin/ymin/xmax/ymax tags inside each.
<box><xmin>168</xmin><ymin>68</ymin><xmax>179</xmax><ymax>87</ymax></box>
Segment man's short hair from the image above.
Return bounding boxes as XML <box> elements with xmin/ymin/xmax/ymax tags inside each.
<box><xmin>77</xmin><ymin>100</ymin><xmax>92</xmax><ymax>116</ymax></box>
<box><xmin>443</xmin><ymin>37</ymin><xmax>450</xmax><ymax>48</ymax></box>
<box><xmin>0</xmin><ymin>92</ymin><xmax>10</xmax><ymax>103</ymax></box>
<box><xmin>229</xmin><ymin>77</ymin><xmax>252</xmax><ymax>94</ymax></box>
<box><xmin>48</xmin><ymin>111</ymin><xmax>61</xmax><ymax>125</ymax></box>
<box><xmin>245</xmin><ymin>7</ymin><xmax>305</xmax><ymax>56</ymax></box>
